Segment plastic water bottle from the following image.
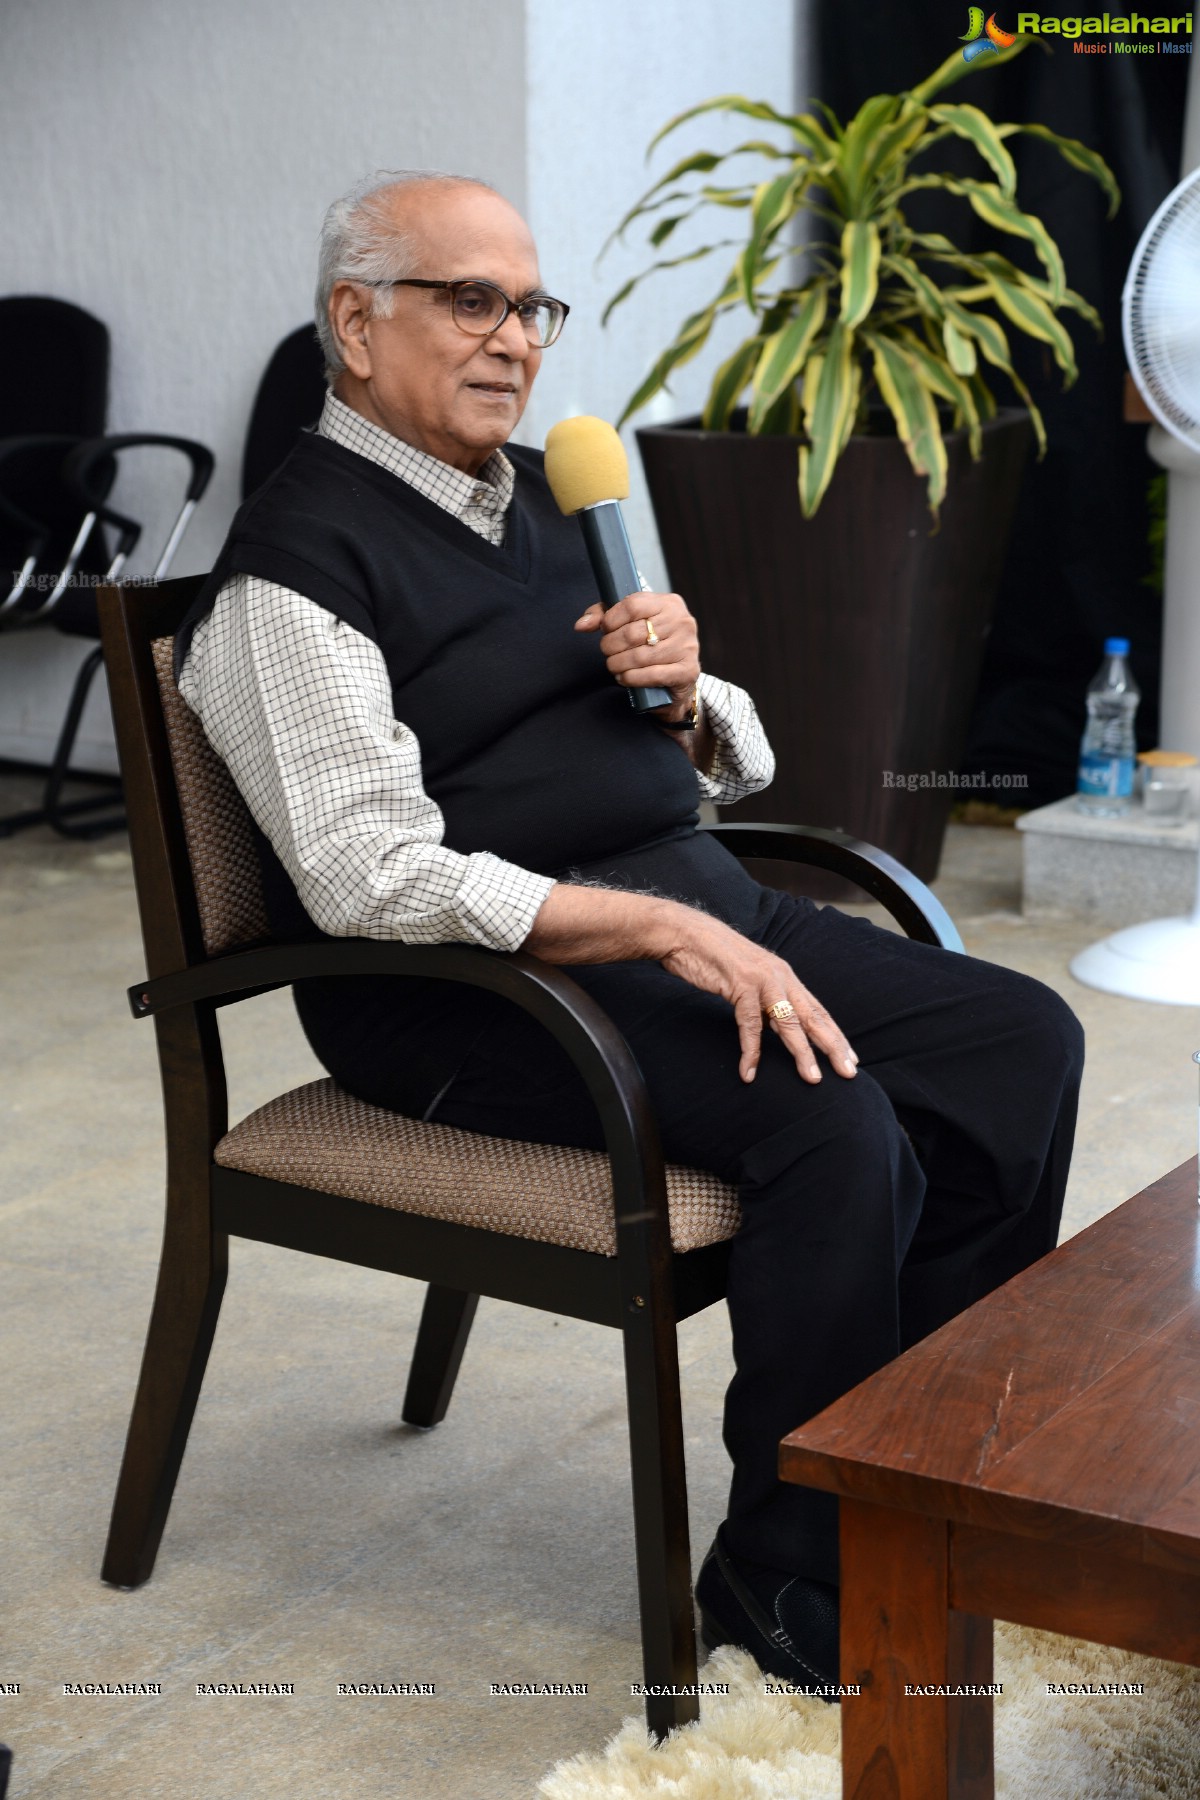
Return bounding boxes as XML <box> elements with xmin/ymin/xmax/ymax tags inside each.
<box><xmin>1076</xmin><ymin>638</ymin><xmax>1139</xmax><ymax>816</ymax></box>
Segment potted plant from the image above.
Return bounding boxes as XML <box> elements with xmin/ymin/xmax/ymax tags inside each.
<box><xmin>607</xmin><ymin>37</ymin><xmax>1119</xmax><ymax>879</ymax></box>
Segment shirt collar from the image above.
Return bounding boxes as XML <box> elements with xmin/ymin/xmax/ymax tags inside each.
<box><xmin>317</xmin><ymin>391</ymin><xmax>515</xmax><ymax>523</ymax></box>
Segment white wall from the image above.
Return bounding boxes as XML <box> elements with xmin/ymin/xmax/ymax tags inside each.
<box><xmin>521</xmin><ymin>0</ymin><xmax>803</xmax><ymax>588</ymax></box>
<box><xmin>0</xmin><ymin>0</ymin><xmax>802</xmax><ymax>770</ymax></box>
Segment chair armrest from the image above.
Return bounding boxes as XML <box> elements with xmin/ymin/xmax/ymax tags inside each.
<box><xmin>0</xmin><ymin>435</ymin><xmax>82</xmax><ymax>616</ymax></box>
<box><xmin>701</xmin><ymin>822</ymin><xmax>964</xmax><ymax>954</ymax></box>
<box><xmin>64</xmin><ymin>435</ymin><xmax>215</xmax><ymax>581</ymax></box>
<box><xmin>65</xmin><ymin>435</ymin><xmax>216</xmax><ymax>506</ymax></box>
<box><xmin>129</xmin><ymin>938</ymin><xmax>667</xmax><ymax>1248</ymax></box>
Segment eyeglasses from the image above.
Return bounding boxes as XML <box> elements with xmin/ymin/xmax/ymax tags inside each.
<box><xmin>366</xmin><ymin>276</ymin><xmax>569</xmax><ymax>347</ymax></box>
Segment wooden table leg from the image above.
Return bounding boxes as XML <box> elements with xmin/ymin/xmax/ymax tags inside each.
<box><xmin>840</xmin><ymin>1500</ymin><xmax>994</xmax><ymax>1800</ymax></box>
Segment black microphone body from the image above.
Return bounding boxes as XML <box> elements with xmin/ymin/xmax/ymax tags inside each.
<box><xmin>576</xmin><ymin>501</ymin><xmax>672</xmax><ymax>712</ymax></box>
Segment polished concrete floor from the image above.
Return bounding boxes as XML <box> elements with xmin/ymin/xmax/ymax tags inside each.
<box><xmin>2</xmin><ymin>775</ymin><xmax>1198</xmax><ymax>1799</ymax></box>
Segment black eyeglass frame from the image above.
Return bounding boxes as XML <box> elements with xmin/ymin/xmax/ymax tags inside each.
<box><xmin>364</xmin><ymin>276</ymin><xmax>570</xmax><ymax>347</ymax></box>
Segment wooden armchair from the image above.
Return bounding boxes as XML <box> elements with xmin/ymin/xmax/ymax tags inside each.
<box><xmin>96</xmin><ymin>574</ymin><xmax>962</xmax><ymax>1740</ymax></box>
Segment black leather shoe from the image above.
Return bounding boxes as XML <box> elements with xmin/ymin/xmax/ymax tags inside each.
<box><xmin>695</xmin><ymin>1526</ymin><xmax>841</xmax><ymax>1698</ymax></box>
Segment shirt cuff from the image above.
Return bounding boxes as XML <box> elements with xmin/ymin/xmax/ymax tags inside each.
<box><xmin>453</xmin><ymin>853</ymin><xmax>556</xmax><ymax>952</ymax></box>
<box><xmin>694</xmin><ymin>672</ymin><xmax>776</xmax><ymax>804</ymax></box>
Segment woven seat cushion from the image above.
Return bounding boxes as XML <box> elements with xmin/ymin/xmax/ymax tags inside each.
<box><xmin>216</xmin><ymin>1077</ymin><xmax>741</xmax><ymax>1257</ymax></box>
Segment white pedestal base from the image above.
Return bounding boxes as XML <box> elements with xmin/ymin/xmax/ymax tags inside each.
<box><xmin>1070</xmin><ymin>914</ymin><xmax>1200</xmax><ymax>1004</ymax></box>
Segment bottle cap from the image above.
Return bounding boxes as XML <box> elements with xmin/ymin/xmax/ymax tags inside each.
<box><xmin>1104</xmin><ymin>637</ymin><xmax>1130</xmax><ymax>656</ymax></box>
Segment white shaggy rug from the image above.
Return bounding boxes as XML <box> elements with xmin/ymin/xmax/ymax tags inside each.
<box><xmin>538</xmin><ymin>1626</ymin><xmax>1200</xmax><ymax>1799</ymax></box>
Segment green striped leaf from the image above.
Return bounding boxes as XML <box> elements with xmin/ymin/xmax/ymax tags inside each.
<box><xmin>880</xmin><ymin>252</ymin><xmax>946</xmax><ymax>319</ymax></box>
<box><xmin>998</xmin><ymin>122</ymin><xmax>1120</xmax><ymax>220</ymax></box>
<box><xmin>838</xmin><ymin>357</ymin><xmax>864</xmax><ymax>454</ymax></box>
<box><xmin>968</xmin><ymin>370</ymin><xmax>998</xmax><ymax>423</ymax></box>
<box><xmin>945</xmin><ymin>311</ymin><xmax>1047</xmax><ymax>456</ymax></box>
<box><xmin>616</xmin><ymin>328</ymin><xmax>714</xmax><ymax>427</ymax></box>
<box><xmin>972</xmin><ymin>252</ymin><xmax>1103</xmax><ymax>334</ymax></box>
<box><xmin>702</xmin><ymin>334</ymin><xmax>766</xmax><ymax>430</ymax></box>
<box><xmin>982</xmin><ymin>272</ymin><xmax>1077</xmax><ymax>382</ymax></box>
<box><xmin>906</xmin><ymin>229</ymin><xmax>965</xmax><ymax>260</ymax></box>
<box><xmin>648</xmin><ymin>95</ymin><xmax>837</xmax><ymax>164</ymax></box>
<box><xmin>747</xmin><ymin>283</ymin><xmax>829</xmax><ymax>429</ymax></box>
<box><xmin>798</xmin><ymin>321</ymin><xmax>857</xmax><ymax>516</ymax></box>
<box><xmin>864</xmin><ymin>330</ymin><xmax>948</xmax><ymax>514</ymax></box>
<box><xmin>943</xmin><ymin>315</ymin><xmax>977</xmax><ymax>376</ymax></box>
<box><xmin>1047</xmin><ymin>285</ymin><xmax>1102</xmax><ymax>334</ymax></box>
<box><xmin>601</xmin><ymin>240</ymin><xmax>739</xmax><ymax>327</ymax></box>
<box><xmin>736</xmin><ymin>172</ymin><xmax>798</xmax><ymax>305</ymax></box>
<box><xmin>940</xmin><ymin>297</ymin><xmax>1012</xmax><ymax>372</ymax></box>
<box><xmin>908</xmin><ymin>239</ymin><xmax>1102</xmax><ymax>342</ymax></box>
<box><xmin>898</xmin><ymin>327</ymin><xmax>982</xmax><ymax>456</ymax></box>
<box><xmin>616</xmin><ymin>274</ymin><xmax>741</xmax><ymax>425</ymax></box>
<box><xmin>604</xmin><ymin>139</ymin><xmax>799</xmax><ymax>255</ymax></box>
<box><xmin>756</xmin><ymin>384</ymin><xmax>803</xmax><ymax>434</ymax></box>
<box><xmin>928</xmin><ymin>103</ymin><xmax>1017</xmax><ymax>197</ymax></box>
<box><xmin>898</xmin><ymin>176</ymin><xmax>1065</xmax><ymax>303</ymax></box>
<box><xmin>839</xmin><ymin>221</ymin><xmax>881</xmax><ymax>327</ymax></box>
<box><xmin>995</xmin><ymin>357</ymin><xmax>1047</xmax><ymax>456</ymax></box>
<box><xmin>801</xmin><ymin>351</ymin><xmax>824</xmax><ymax>434</ymax></box>
<box><xmin>907</xmin><ymin>34</ymin><xmax>1030</xmax><ymax>106</ymax></box>
<box><xmin>608</xmin><ymin>150</ymin><xmax>725</xmax><ymax>241</ymax></box>
<box><xmin>860</xmin><ymin>101</ymin><xmax>929</xmax><ymax>197</ymax></box>
<box><xmin>839</xmin><ymin>92</ymin><xmax>900</xmax><ymax>213</ymax></box>
<box><xmin>958</xmin><ymin>181</ymin><xmax>1065</xmax><ymax>303</ymax></box>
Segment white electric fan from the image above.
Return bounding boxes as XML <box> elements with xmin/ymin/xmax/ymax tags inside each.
<box><xmin>1070</xmin><ymin>163</ymin><xmax>1200</xmax><ymax>1004</ymax></box>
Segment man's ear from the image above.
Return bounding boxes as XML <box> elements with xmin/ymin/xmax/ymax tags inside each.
<box><xmin>329</xmin><ymin>281</ymin><xmax>373</xmax><ymax>380</ymax></box>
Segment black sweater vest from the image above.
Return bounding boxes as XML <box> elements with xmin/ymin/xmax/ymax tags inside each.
<box><xmin>180</xmin><ymin>432</ymin><xmax>701</xmax><ymax>936</ymax></box>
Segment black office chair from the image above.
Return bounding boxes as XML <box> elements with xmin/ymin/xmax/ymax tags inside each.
<box><xmin>241</xmin><ymin>324</ymin><xmax>327</xmax><ymax>498</ymax></box>
<box><xmin>0</xmin><ymin>431</ymin><xmax>213</xmax><ymax>837</ymax></box>
<box><xmin>0</xmin><ymin>295</ymin><xmax>109</xmax><ymax>439</ymax></box>
<box><xmin>0</xmin><ymin>297</ymin><xmax>118</xmax><ymax>832</ymax></box>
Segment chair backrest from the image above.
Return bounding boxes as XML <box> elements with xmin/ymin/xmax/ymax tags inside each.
<box><xmin>0</xmin><ymin>296</ymin><xmax>109</xmax><ymax>438</ymax></box>
<box><xmin>0</xmin><ymin>298</ymin><xmax>110</xmax><ymax>601</ymax></box>
<box><xmin>241</xmin><ymin>325</ymin><xmax>327</xmax><ymax>499</ymax></box>
<box><xmin>97</xmin><ymin>575</ymin><xmax>270</xmax><ymax>981</ymax></box>
<box><xmin>150</xmin><ymin>636</ymin><xmax>270</xmax><ymax>956</ymax></box>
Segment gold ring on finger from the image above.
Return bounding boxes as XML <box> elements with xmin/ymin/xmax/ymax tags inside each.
<box><xmin>645</xmin><ymin>618</ymin><xmax>659</xmax><ymax>647</ymax></box>
<box><xmin>768</xmin><ymin>1000</ymin><xmax>797</xmax><ymax>1023</ymax></box>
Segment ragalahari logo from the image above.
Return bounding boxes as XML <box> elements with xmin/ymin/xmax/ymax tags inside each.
<box><xmin>961</xmin><ymin>8</ymin><xmax>1019</xmax><ymax>56</ymax></box>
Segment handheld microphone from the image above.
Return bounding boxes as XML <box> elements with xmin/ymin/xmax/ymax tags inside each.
<box><xmin>543</xmin><ymin>415</ymin><xmax>672</xmax><ymax>712</ymax></box>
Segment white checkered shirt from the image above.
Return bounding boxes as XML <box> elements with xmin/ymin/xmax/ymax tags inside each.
<box><xmin>178</xmin><ymin>391</ymin><xmax>775</xmax><ymax>950</ymax></box>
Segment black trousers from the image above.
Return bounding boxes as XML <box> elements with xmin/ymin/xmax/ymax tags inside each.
<box><xmin>297</xmin><ymin>832</ymin><xmax>1085</xmax><ymax>1585</ymax></box>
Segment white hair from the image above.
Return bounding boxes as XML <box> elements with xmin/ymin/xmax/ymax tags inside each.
<box><xmin>314</xmin><ymin>169</ymin><xmax>497</xmax><ymax>382</ymax></box>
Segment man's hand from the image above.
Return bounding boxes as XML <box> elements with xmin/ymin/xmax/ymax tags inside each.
<box><xmin>526</xmin><ymin>884</ymin><xmax>858</xmax><ymax>1086</ymax></box>
<box><xmin>575</xmin><ymin>590</ymin><xmax>700</xmax><ymax>718</ymax></box>
<box><xmin>658</xmin><ymin>908</ymin><xmax>858</xmax><ymax>1085</ymax></box>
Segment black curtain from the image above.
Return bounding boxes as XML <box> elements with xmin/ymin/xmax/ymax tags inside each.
<box><xmin>814</xmin><ymin>3</ymin><xmax>1189</xmax><ymax>805</ymax></box>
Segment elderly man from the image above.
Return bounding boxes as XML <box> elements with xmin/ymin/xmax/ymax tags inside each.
<box><xmin>176</xmin><ymin>170</ymin><xmax>1084</xmax><ymax>1692</ymax></box>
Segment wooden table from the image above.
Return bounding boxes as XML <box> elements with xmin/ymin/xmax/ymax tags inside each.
<box><xmin>780</xmin><ymin>1158</ymin><xmax>1200</xmax><ymax>1799</ymax></box>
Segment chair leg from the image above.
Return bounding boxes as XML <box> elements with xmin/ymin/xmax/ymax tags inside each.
<box><xmin>101</xmin><ymin>1224</ymin><xmax>228</xmax><ymax>1588</ymax></box>
<box><xmin>622</xmin><ymin>1305</ymin><xmax>700</xmax><ymax>1740</ymax></box>
<box><xmin>402</xmin><ymin>1286</ymin><xmax>479</xmax><ymax>1427</ymax></box>
<box><xmin>44</xmin><ymin>645</ymin><xmax>125</xmax><ymax>838</ymax></box>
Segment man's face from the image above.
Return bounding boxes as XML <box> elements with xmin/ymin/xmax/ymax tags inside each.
<box><xmin>331</xmin><ymin>185</ymin><xmax>545</xmax><ymax>474</ymax></box>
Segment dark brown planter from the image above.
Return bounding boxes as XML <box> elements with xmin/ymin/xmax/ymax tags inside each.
<box><xmin>637</xmin><ymin>408</ymin><xmax>1032</xmax><ymax>884</ymax></box>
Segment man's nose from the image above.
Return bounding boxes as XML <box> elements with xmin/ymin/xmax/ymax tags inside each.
<box><xmin>484</xmin><ymin>311</ymin><xmax>532</xmax><ymax>359</ymax></box>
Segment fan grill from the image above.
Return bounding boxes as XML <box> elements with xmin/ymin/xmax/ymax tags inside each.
<box><xmin>1123</xmin><ymin>168</ymin><xmax>1200</xmax><ymax>454</ymax></box>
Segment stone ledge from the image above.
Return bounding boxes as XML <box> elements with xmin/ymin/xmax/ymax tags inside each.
<box><xmin>1018</xmin><ymin>797</ymin><xmax>1199</xmax><ymax>928</ymax></box>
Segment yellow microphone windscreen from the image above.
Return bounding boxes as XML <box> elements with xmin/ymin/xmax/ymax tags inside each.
<box><xmin>543</xmin><ymin>416</ymin><xmax>629</xmax><ymax>515</ymax></box>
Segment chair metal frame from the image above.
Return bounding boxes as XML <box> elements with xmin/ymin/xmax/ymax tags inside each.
<box><xmin>96</xmin><ymin>573</ymin><xmax>962</xmax><ymax>1741</ymax></box>
<box><xmin>0</xmin><ymin>436</ymin><xmax>213</xmax><ymax>840</ymax></box>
